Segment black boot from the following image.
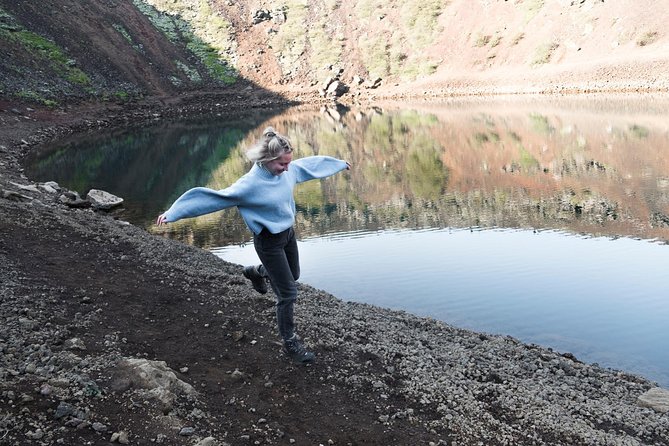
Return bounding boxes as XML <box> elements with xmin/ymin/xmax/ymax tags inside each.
<box><xmin>243</xmin><ymin>265</ymin><xmax>268</xmax><ymax>294</ymax></box>
<box><xmin>283</xmin><ymin>336</ymin><xmax>315</xmax><ymax>364</ymax></box>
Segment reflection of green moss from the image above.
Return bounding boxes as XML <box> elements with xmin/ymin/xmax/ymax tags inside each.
<box><xmin>473</xmin><ymin>131</ymin><xmax>501</xmax><ymax>146</ymax></box>
<box><xmin>296</xmin><ymin>180</ymin><xmax>325</xmax><ymax>210</ymax></box>
<box><xmin>395</xmin><ymin>110</ymin><xmax>439</xmax><ymax>127</ymax></box>
<box><xmin>474</xmin><ymin>133</ymin><xmax>489</xmax><ymax>144</ymax></box>
<box><xmin>406</xmin><ymin>145</ymin><xmax>448</xmax><ymax>200</ymax></box>
<box><xmin>314</xmin><ymin>128</ymin><xmax>349</xmax><ymax>156</ymax></box>
<box><xmin>365</xmin><ymin>115</ymin><xmax>394</xmax><ymax>152</ymax></box>
<box><xmin>529</xmin><ymin>113</ymin><xmax>553</xmax><ymax>135</ymax></box>
<box><xmin>518</xmin><ymin>146</ymin><xmax>540</xmax><ymax>171</ymax></box>
<box><xmin>629</xmin><ymin>124</ymin><xmax>649</xmax><ymax>138</ymax></box>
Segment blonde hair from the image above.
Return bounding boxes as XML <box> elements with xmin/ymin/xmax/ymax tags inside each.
<box><xmin>246</xmin><ymin>126</ymin><xmax>293</xmax><ymax>163</ymax></box>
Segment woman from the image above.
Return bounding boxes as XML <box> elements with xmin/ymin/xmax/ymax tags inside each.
<box><xmin>156</xmin><ymin>127</ymin><xmax>351</xmax><ymax>364</ymax></box>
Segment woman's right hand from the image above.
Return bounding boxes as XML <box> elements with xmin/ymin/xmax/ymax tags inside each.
<box><xmin>156</xmin><ymin>214</ymin><xmax>168</xmax><ymax>226</ymax></box>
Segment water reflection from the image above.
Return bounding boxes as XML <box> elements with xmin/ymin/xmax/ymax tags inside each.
<box><xmin>27</xmin><ymin>97</ymin><xmax>669</xmax><ymax>247</ymax></box>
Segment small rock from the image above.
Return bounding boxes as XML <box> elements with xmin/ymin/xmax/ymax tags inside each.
<box><xmin>64</xmin><ymin>337</ymin><xmax>86</xmax><ymax>351</ymax></box>
<box><xmin>54</xmin><ymin>401</ymin><xmax>75</xmax><ymax>419</ymax></box>
<box><xmin>92</xmin><ymin>422</ymin><xmax>108</xmax><ymax>432</ymax></box>
<box><xmin>179</xmin><ymin>426</ymin><xmax>195</xmax><ymax>436</ymax></box>
<box><xmin>26</xmin><ymin>429</ymin><xmax>44</xmax><ymax>440</ymax></box>
<box><xmin>230</xmin><ymin>369</ymin><xmax>244</xmax><ymax>381</ymax></box>
<box><xmin>111</xmin><ymin>430</ymin><xmax>130</xmax><ymax>444</ymax></box>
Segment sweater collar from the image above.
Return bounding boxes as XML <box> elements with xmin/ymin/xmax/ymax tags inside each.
<box><xmin>253</xmin><ymin>162</ymin><xmax>277</xmax><ymax>179</ymax></box>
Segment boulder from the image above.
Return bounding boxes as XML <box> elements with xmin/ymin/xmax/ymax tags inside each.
<box><xmin>114</xmin><ymin>358</ymin><xmax>196</xmax><ymax>413</ymax></box>
<box><xmin>637</xmin><ymin>387</ymin><xmax>669</xmax><ymax>413</ymax></box>
<box><xmin>326</xmin><ymin>80</ymin><xmax>349</xmax><ymax>97</ymax></box>
<box><xmin>86</xmin><ymin>189</ymin><xmax>123</xmax><ymax>210</ymax></box>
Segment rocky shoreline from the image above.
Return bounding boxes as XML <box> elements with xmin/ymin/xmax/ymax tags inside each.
<box><xmin>1</xmin><ymin>95</ymin><xmax>668</xmax><ymax>445</ymax></box>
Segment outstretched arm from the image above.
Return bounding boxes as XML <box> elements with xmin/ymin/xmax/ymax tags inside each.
<box><xmin>155</xmin><ymin>179</ymin><xmax>249</xmax><ymax>225</ymax></box>
<box><xmin>292</xmin><ymin>156</ymin><xmax>350</xmax><ymax>182</ymax></box>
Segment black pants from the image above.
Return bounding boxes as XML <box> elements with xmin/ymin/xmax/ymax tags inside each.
<box><xmin>253</xmin><ymin>227</ymin><xmax>300</xmax><ymax>341</ymax></box>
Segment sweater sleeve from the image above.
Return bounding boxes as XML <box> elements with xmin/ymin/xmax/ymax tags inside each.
<box><xmin>162</xmin><ymin>187</ymin><xmax>236</xmax><ymax>223</ymax></box>
<box><xmin>291</xmin><ymin>156</ymin><xmax>348</xmax><ymax>183</ymax></box>
<box><xmin>162</xmin><ymin>175</ymin><xmax>250</xmax><ymax>223</ymax></box>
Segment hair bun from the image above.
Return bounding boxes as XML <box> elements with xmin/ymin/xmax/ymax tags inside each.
<box><xmin>263</xmin><ymin>126</ymin><xmax>276</xmax><ymax>138</ymax></box>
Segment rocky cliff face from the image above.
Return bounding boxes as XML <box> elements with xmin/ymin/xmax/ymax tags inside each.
<box><xmin>1</xmin><ymin>0</ymin><xmax>667</xmax><ymax>106</ymax></box>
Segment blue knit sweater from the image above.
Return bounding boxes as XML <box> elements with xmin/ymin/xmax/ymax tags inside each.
<box><xmin>163</xmin><ymin>156</ymin><xmax>348</xmax><ymax>235</ymax></box>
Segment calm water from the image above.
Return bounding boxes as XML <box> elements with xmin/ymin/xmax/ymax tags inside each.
<box><xmin>26</xmin><ymin>96</ymin><xmax>669</xmax><ymax>387</ymax></box>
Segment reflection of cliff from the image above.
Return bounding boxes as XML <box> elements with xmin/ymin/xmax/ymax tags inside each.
<box><xmin>45</xmin><ymin>99</ymin><xmax>669</xmax><ymax>246</ymax></box>
<box><xmin>165</xmin><ymin>100</ymin><xmax>669</xmax><ymax>247</ymax></box>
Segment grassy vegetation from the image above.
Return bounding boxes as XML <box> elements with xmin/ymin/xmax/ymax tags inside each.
<box><xmin>531</xmin><ymin>41</ymin><xmax>559</xmax><ymax>66</ymax></box>
<box><xmin>16</xmin><ymin>90</ymin><xmax>57</xmax><ymax>106</ymax></box>
<box><xmin>113</xmin><ymin>24</ymin><xmax>145</xmax><ymax>53</ymax></box>
<box><xmin>175</xmin><ymin>60</ymin><xmax>202</xmax><ymax>83</ymax></box>
<box><xmin>522</xmin><ymin>0</ymin><xmax>545</xmax><ymax>24</ymax></box>
<box><xmin>0</xmin><ymin>7</ymin><xmax>92</xmax><ymax>103</ymax></box>
<box><xmin>113</xmin><ymin>91</ymin><xmax>130</xmax><ymax>101</ymax></box>
<box><xmin>636</xmin><ymin>31</ymin><xmax>658</xmax><ymax>47</ymax></box>
<box><xmin>358</xmin><ymin>34</ymin><xmax>390</xmax><ymax>80</ymax></box>
<box><xmin>354</xmin><ymin>0</ymin><xmax>444</xmax><ymax>80</ymax></box>
<box><xmin>2</xmin><ymin>28</ymin><xmax>90</xmax><ymax>85</ymax></box>
<box><xmin>309</xmin><ymin>21</ymin><xmax>344</xmax><ymax>81</ymax></box>
<box><xmin>475</xmin><ymin>34</ymin><xmax>491</xmax><ymax>47</ymax></box>
<box><xmin>132</xmin><ymin>0</ymin><xmax>236</xmax><ymax>83</ymax></box>
<box><xmin>269</xmin><ymin>1</ymin><xmax>309</xmax><ymax>77</ymax></box>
